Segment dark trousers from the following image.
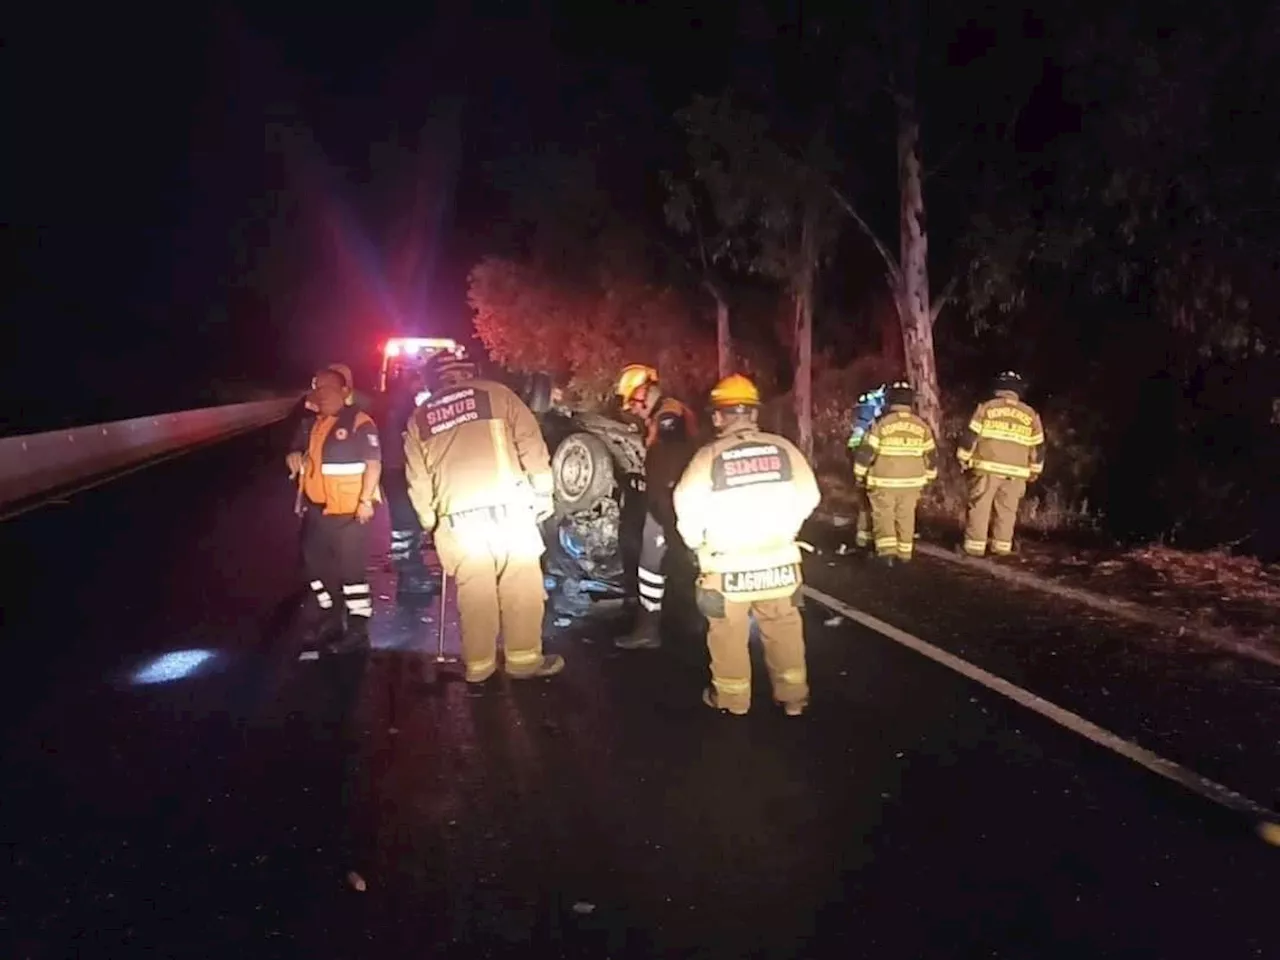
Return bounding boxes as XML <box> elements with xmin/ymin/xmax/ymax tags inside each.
<box><xmin>381</xmin><ymin>467</ymin><xmax>425</xmax><ymax>563</ymax></box>
<box><xmin>636</xmin><ymin>511</ymin><xmax>669</xmax><ymax>613</ymax></box>
<box><xmin>302</xmin><ymin>508</ymin><xmax>373</xmax><ymax>630</ymax></box>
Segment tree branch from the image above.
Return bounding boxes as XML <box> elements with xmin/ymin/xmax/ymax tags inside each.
<box><xmin>930</xmin><ymin>273</ymin><xmax>958</xmax><ymax>327</ymax></box>
<box><xmin>829</xmin><ymin>185</ymin><xmax>902</xmax><ymax>289</ymax></box>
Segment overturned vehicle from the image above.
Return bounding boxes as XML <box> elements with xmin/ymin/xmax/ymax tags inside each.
<box><xmin>514</xmin><ymin>373</ymin><xmax>648</xmax><ymax>617</ymax></box>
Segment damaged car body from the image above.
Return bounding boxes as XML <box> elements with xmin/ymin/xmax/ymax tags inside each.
<box><xmin>514</xmin><ymin>373</ymin><xmax>648</xmax><ymax>617</ymax></box>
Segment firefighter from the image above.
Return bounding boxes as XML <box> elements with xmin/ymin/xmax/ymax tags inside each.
<box><xmin>845</xmin><ymin>383</ymin><xmax>887</xmax><ymax>550</ymax></box>
<box><xmin>612</xmin><ymin>362</ymin><xmax>699</xmax><ymax>650</ymax></box>
<box><xmin>956</xmin><ymin>370</ymin><xmax>1046</xmax><ymax>557</ymax></box>
<box><xmin>673</xmin><ymin>374</ymin><xmax>820</xmax><ymax>716</ymax></box>
<box><xmin>378</xmin><ymin>367</ymin><xmax>433</xmax><ymax>597</ymax></box>
<box><xmin>403</xmin><ymin>350</ymin><xmax>564</xmax><ymax>682</ymax></box>
<box><xmin>852</xmin><ymin>380</ymin><xmax>937</xmax><ymax>565</ymax></box>
<box><xmin>286</xmin><ymin>365</ymin><xmax>383</xmax><ymax>654</ymax></box>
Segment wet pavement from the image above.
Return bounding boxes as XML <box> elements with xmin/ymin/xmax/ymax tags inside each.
<box><xmin>2</xmin><ymin>430</ymin><xmax>1277</xmax><ymax>959</ymax></box>
<box><xmin>801</xmin><ymin>520</ymin><xmax>1280</xmax><ymax>811</ymax></box>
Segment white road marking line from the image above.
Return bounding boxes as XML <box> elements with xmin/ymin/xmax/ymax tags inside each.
<box><xmin>803</xmin><ymin>584</ymin><xmax>1278</xmax><ymax>828</ymax></box>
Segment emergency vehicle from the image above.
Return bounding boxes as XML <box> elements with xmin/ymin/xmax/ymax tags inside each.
<box><xmin>378</xmin><ymin>336</ymin><xmax>461</xmax><ymax>398</ymax></box>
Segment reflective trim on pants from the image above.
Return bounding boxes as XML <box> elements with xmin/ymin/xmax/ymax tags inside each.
<box><xmin>636</xmin><ymin>511</ymin><xmax>669</xmax><ymax>612</ymax></box>
<box><xmin>432</xmin><ymin>518</ymin><xmax>546</xmax><ymax>677</ymax></box>
<box><xmin>637</xmin><ymin>565</ymin><xmax>665</xmax><ymax>612</ymax></box>
<box><xmin>704</xmin><ymin>595</ymin><xmax>808</xmax><ymax>712</ymax></box>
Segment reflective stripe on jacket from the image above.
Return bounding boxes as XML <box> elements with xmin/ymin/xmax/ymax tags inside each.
<box><xmin>956</xmin><ymin>392</ymin><xmax>1046</xmax><ymax>479</ymax></box>
<box><xmin>302</xmin><ymin>407</ymin><xmax>381</xmax><ymax>515</ymax></box>
<box><xmin>403</xmin><ymin>378</ymin><xmax>552</xmax><ymax>523</ymax></box>
<box><xmin>853</xmin><ymin>406</ymin><xmax>938</xmax><ymax>489</ymax></box>
<box><xmin>672</xmin><ymin>423</ymin><xmax>820</xmax><ymax>601</ymax></box>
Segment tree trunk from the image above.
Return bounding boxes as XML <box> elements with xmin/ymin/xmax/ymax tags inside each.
<box><xmin>793</xmin><ymin>210</ymin><xmax>817</xmax><ymax>460</ymax></box>
<box><xmin>710</xmin><ymin>286</ymin><xmax>732</xmax><ymax>377</ymax></box>
<box><xmin>895</xmin><ymin>91</ymin><xmax>943</xmax><ymax>440</ymax></box>
<box><xmin>793</xmin><ymin>286</ymin><xmax>813</xmax><ymax>459</ymax></box>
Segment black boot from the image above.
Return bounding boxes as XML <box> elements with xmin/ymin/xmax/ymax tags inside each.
<box><xmin>615</xmin><ymin>607</ymin><xmax>662</xmax><ymax>650</ymax></box>
<box><xmin>507</xmin><ymin>653</ymin><xmax>566</xmax><ymax>679</ymax></box>
<box><xmin>395</xmin><ymin>559</ymin><xmax>436</xmax><ymax>599</ymax></box>
<box><xmin>327</xmin><ymin>617</ymin><xmax>371</xmax><ymax>655</ymax></box>
<box><xmin>299</xmin><ymin>610</ymin><xmax>343</xmax><ymax>657</ymax></box>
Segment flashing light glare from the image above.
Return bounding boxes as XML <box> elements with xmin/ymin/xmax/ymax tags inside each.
<box><xmin>414</xmin><ymin>389</ymin><xmax>432</xmax><ymax>406</ymax></box>
<box><xmin>385</xmin><ymin>336</ymin><xmax>459</xmax><ymax>357</ymax></box>
<box><xmin>130</xmin><ymin>648</ymin><xmax>217</xmax><ymax>685</ymax></box>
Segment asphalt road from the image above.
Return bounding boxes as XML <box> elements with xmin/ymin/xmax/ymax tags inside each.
<box><xmin>1</xmin><ymin>428</ymin><xmax>1276</xmax><ymax>959</ymax></box>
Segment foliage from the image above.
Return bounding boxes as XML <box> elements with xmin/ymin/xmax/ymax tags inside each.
<box><xmin>467</xmin><ymin>256</ymin><xmax>716</xmax><ymax>401</ymax></box>
<box><xmin>464</xmin><ymin>0</ymin><xmax>1280</xmax><ymax>552</ymax></box>
<box><xmin>671</xmin><ymin>94</ymin><xmax>843</xmax><ymax>296</ymax></box>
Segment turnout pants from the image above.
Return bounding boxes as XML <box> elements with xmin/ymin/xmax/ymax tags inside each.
<box><xmin>853</xmin><ymin>486</ymin><xmax>872</xmax><ymax>549</ymax></box>
<box><xmin>636</xmin><ymin>511</ymin><xmax>669</xmax><ymax>613</ymax></box>
<box><xmin>302</xmin><ymin>509</ymin><xmax>373</xmax><ymax>630</ymax></box>
<box><xmin>699</xmin><ymin>589</ymin><xmax>809</xmax><ymax>714</ymax></box>
<box><xmin>868</xmin><ymin>487</ymin><xmax>922</xmax><ymax>560</ymax></box>
<box><xmin>433</xmin><ymin>515</ymin><xmax>547</xmax><ymax>682</ymax></box>
<box><xmin>964</xmin><ymin>472</ymin><xmax>1028</xmax><ymax>556</ymax></box>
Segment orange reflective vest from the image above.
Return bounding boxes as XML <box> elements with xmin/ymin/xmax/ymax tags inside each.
<box><xmin>301</xmin><ymin>407</ymin><xmax>381</xmax><ymax>515</ymax></box>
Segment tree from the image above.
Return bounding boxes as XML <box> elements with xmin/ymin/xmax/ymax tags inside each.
<box><xmin>467</xmin><ymin>256</ymin><xmax>716</xmax><ymax>400</ymax></box>
<box><xmin>662</xmin><ymin>171</ymin><xmax>736</xmax><ymax>377</ymax></box>
<box><xmin>672</xmin><ymin>93</ymin><xmax>842</xmax><ymax>457</ymax></box>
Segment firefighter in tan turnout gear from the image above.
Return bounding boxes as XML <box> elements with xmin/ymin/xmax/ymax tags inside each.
<box><xmin>404</xmin><ymin>350</ymin><xmax>565</xmax><ymax>682</ymax></box>
<box><xmin>673</xmin><ymin>375</ymin><xmax>821</xmax><ymax>716</ymax></box>
<box><xmin>853</xmin><ymin>380</ymin><xmax>937</xmax><ymax>565</ymax></box>
<box><xmin>956</xmin><ymin>370</ymin><xmax>1046</xmax><ymax>558</ymax></box>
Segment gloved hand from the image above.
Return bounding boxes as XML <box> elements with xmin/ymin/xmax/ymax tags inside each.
<box><xmin>286</xmin><ymin>451</ymin><xmax>305</xmax><ymax>479</ymax></box>
<box><xmin>419</xmin><ymin>511</ymin><xmax>437</xmax><ymax>532</ymax></box>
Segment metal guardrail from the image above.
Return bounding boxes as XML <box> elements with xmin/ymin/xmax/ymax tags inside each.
<box><xmin>0</xmin><ymin>398</ymin><xmax>296</xmax><ymax>509</ymax></box>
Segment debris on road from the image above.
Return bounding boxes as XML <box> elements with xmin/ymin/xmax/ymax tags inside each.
<box><xmin>572</xmin><ymin>901</ymin><xmax>596</xmax><ymax>915</ymax></box>
<box><xmin>297</xmin><ymin>651</ymin><xmax>320</xmax><ymax>661</ymax></box>
<box><xmin>824</xmin><ymin>615</ymin><xmax>844</xmax><ymax>627</ymax></box>
<box><xmin>347</xmin><ymin>871</ymin><xmax>367</xmax><ymax>892</ymax></box>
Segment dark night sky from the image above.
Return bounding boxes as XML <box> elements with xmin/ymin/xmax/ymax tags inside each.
<box><xmin>3</xmin><ymin>2</ymin><xmax>745</xmax><ymax>428</ymax></box>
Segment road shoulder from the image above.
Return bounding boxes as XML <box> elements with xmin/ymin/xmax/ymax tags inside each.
<box><xmin>800</xmin><ymin>515</ymin><xmax>1280</xmax><ymax>813</ymax></box>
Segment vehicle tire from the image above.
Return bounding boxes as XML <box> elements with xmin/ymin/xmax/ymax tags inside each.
<box><xmin>551</xmin><ymin>432</ymin><xmax>616</xmax><ymax>513</ymax></box>
<box><xmin>524</xmin><ymin>371</ymin><xmax>554</xmax><ymax>414</ymax></box>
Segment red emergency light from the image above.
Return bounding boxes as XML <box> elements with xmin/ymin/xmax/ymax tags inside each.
<box><xmin>379</xmin><ymin>336</ymin><xmax>462</xmax><ymax>392</ymax></box>
<box><xmin>383</xmin><ymin>336</ymin><xmax>458</xmax><ymax>358</ymax></box>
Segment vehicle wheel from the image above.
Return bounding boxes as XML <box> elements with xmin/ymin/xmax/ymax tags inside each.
<box><xmin>524</xmin><ymin>371</ymin><xmax>554</xmax><ymax>414</ymax></box>
<box><xmin>551</xmin><ymin>432</ymin><xmax>615</xmax><ymax>513</ymax></box>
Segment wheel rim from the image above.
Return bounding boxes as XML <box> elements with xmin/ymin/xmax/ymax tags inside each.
<box><xmin>558</xmin><ymin>438</ymin><xmax>594</xmax><ymax>500</ymax></box>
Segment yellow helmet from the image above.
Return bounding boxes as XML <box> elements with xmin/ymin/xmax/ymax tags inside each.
<box><xmin>614</xmin><ymin>363</ymin><xmax>658</xmax><ymax>403</ymax></box>
<box><xmin>709</xmin><ymin>374</ymin><xmax>761</xmax><ymax>409</ymax></box>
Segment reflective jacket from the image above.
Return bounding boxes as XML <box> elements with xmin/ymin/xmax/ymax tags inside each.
<box><xmin>846</xmin><ymin>388</ymin><xmax>887</xmax><ymax>451</ymax></box>
<box><xmin>853</xmin><ymin>405</ymin><xmax>938</xmax><ymax>489</ymax></box>
<box><xmin>403</xmin><ymin>378</ymin><xmax>552</xmax><ymax>528</ymax></box>
<box><xmin>297</xmin><ymin>406</ymin><xmax>382</xmax><ymax>515</ymax></box>
<box><xmin>957</xmin><ymin>391</ymin><xmax>1046</xmax><ymax>480</ymax></box>
<box><xmin>673</xmin><ymin>422</ymin><xmax>820</xmax><ymax>602</ymax></box>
